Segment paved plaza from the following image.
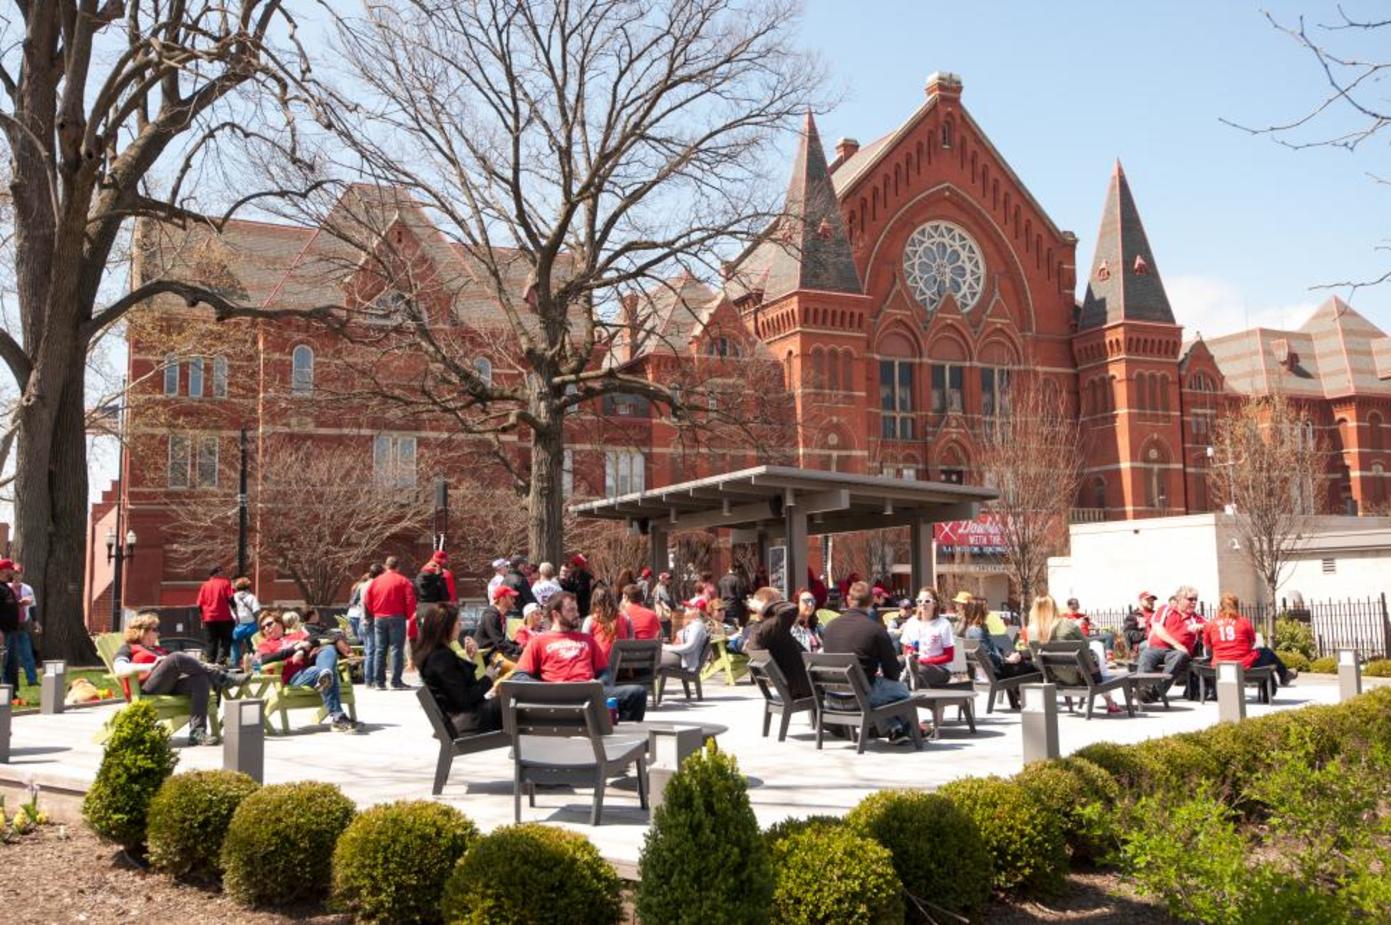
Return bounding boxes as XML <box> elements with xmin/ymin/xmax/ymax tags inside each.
<box><xmin>0</xmin><ymin>674</ymin><xmax>1350</xmax><ymax>874</ymax></box>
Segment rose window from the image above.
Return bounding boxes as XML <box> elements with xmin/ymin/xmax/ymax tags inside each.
<box><xmin>902</xmin><ymin>221</ymin><xmax>985</xmax><ymax>313</ymax></box>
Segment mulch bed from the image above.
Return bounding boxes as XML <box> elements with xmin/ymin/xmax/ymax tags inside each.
<box><xmin>3</xmin><ymin>820</ymin><xmax>1174</xmax><ymax>924</ymax></box>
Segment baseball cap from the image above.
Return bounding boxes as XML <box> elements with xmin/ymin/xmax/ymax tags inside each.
<box><xmin>872</xmin><ymin>585</ymin><xmax>888</xmax><ymax>597</ymax></box>
<box><xmin>685</xmin><ymin>597</ymin><xmax>708</xmax><ymax>611</ymax></box>
<box><xmin>522</xmin><ymin>602</ymin><xmax>540</xmax><ymax>618</ymax></box>
<box><xmin>0</xmin><ymin>559</ymin><xmax>13</xmax><ymax>571</ymax></box>
<box><xmin>1138</xmin><ymin>590</ymin><xmax>1156</xmax><ymax>602</ymax></box>
<box><xmin>493</xmin><ymin>585</ymin><xmax>519</xmax><ymax>602</ymax></box>
<box><xmin>491</xmin><ymin>558</ymin><xmax>509</xmax><ymax>570</ymax></box>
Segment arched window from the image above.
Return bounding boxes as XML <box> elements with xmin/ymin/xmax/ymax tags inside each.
<box><xmin>187</xmin><ymin>357</ymin><xmax>204</xmax><ymax>398</ymax></box>
<box><xmin>1144</xmin><ymin>443</ymin><xmax>1169</xmax><ymax>509</ymax></box>
<box><xmin>1159</xmin><ymin>375</ymin><xmax>1170</xmax><ymax>413</ymax></box>
<box><xmin>827</xmin><ymin>348</ymin><xmax>840</xmax><ymax>393</ymax></box>
<box><xmin>212</xmin><ymin>356</ymin><xmax>228</xmax><ymax>398</ymax></box>
<box><xmin>472</xmin><ymin>356</ymin><xmax>493</xmax><ymax>386</ymax></box>
<box><xmin>1370</xmin><ymin>412</ymin><xmax>1385</xmax><ymax>452</ymax></box>
<box><xmin>291</xmin><ymin>345</ymin><xmax>314</xmax><ymax>395</ymax></box>
<box><xmin>1373</xmin><ymin>462</ymin><xmax>1387</xmax><ymax>508</ymax></box>
<box><xmin>163</xmin><ymin>355</ymin><xmax>179</xmax><ymax>396</ymax></box>
<box><xmin>811</xmin><ymin>348</ymin><xmax>825</xmax><ymax>390</ymax></box>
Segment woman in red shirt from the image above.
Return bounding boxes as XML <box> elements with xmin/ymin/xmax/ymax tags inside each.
<box><xmin>1204</xmin><ymin>593</ymin><xmax>1297</xmax><ymax>686</ymax></box>
<box><xmin>580</xmin><ymin>585</ymin><xmax>632</xmax><ymax>662</ymax></box>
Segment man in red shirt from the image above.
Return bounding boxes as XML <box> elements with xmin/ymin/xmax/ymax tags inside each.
<box><xmin>1136</xmin><ymin>584</ymin><xmax>1199</xmax><ymax>702</ymax></box>
<box><xmin>363</xmin><ymin>555</ymin><xmax>417</xmax><ymax>690</ymax></box>
<box><xmin>514</xmin><ymin>591</ymin><xmax>647</xmax><ymax>721</ymax></box>
<box><xmin>196</xmin><ymin>565</ymin><xmax>236</xmax><ymax>665</ymax></box>
<box><xmin>622</xmin><ymin>584</ymin><xmax>663</xmax><ymax>640</ymax></box>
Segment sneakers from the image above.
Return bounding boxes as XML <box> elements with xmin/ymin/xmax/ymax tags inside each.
<box><xmin>315</xmin><ymin>671</ymin><xmax>335</xmax><ymax>693</ymax></box>
<box><xmin>887</xmin><ymin>724</ymin><xmax>908</xmax><ymax>744</ymax></box>
<box><xmin>331</xmin><ymin>714</ymin><xmax>360</xmax><ymax>733</ymax></box>
<box><xmin>215</xmin><ymin>669</ymin><xmax>250</xmax><ymax>690</ymax></box>
<box><xmin>390</xmin><ymin>683</ymin><xmax>412</xmax><ymax>691</ymax></box>
<box><xmin>1106</xmin><ymin>702</ymin><xmax>1125</xmax><ymax>715</ymax></box>
<box><xmin>188</xmin><ymin>727</ymin><xmax>217</xmax><ymax>746</ymax></box>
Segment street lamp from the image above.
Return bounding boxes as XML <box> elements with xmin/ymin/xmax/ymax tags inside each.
<box><xmin>106</xmin><ymin>527</ymin><xmax>137</xmax><ymax>631</ymax></box>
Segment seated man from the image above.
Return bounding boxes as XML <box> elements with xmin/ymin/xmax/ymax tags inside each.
<box><xmin>476</xmin><ymin>586</ymin><xmax>524</xmax><ymax>663</ymax></box>
<box><xmin>1137</xmin><ymin>586</ymin><xmax>1199</xmax><ymax>702</ymax></box>
<box><xmin>512</xmin><ymin>591</ymin><xmax>647</xmax><ymax>722</ymax></box>
<box><xmin>821</xmin><ymin>581</ymin><xmax>915</xmax><ymax>742</ymax></box>
<box><xmin>112</xmin><ymin>612</ymin><xmax>247</xmax><ymax>746</ymax></box>
<box><xmin>662</xmin><ymin>604</ymin><xmax>708</xmax><ymax>670</ymax></box>
<box><xmin>746</xmin><ymin>587</ymin><xmax>813</xmax><ymax>701</ymax></box>
<box><xmin>254</xmin><ymin>612</ymin><xmax>360</xmax><ymax>733</ymax></box>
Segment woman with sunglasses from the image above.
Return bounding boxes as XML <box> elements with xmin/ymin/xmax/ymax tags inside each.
<box><xmin>899</xmin><ymin>587</ymin><xmax>956</xmax><ymax>688</ymax></box>
<box><xmin>254</xmin><ymin>611</ymin><xmax>360</xmax><ymax>733</ymax></box>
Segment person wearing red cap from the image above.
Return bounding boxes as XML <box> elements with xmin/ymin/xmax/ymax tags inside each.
<box><xmin>0</xmin><ymin>559</ymin><xmax>19</xmax><ymax>689</ymax></box>
<box><xmin>431</xmin><ymin>550</ymin><xmax>458</xmax><ymax>603</ymax></box>
<box><xmin>363</xmin><ymin>555</ymin><xmax>417</xmax><ymax>690</ymax></box>
<box><xmin>636</xmin><ymin>567</ymin><xmax>653</xmax><ymax>607</ymax></box>
<box><xmin>196</xmin><ymin>564</ymin><xmax>236</xmax><ymax>666</ymax></box>
<box><xmin>562</xmin><ymin>554</ymin><xmax>593</xmax><ymax>616</ymax></box>
<box><xmin>477</xmin><ymin>585</ymin><xmax>523</xmax><ymax>663</ymax></box>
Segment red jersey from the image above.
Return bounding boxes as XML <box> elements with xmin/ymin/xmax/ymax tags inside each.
<box><xmin>626</xmin><ymin>604</ymin><xmax>662</xmax><ymax>640</ymax></box>
<box><xmin>257</xmin><ymin>636</ymin><xmax>312</xmax><ymax>686</ymax></box>
<box><xmin>1139</xmin><ymin>607</ymin><xmax>1157</xmax><ymax>632</ymax></box>
<box><xmin>363</xmin><ymin>570</ymin><xmax>417</xmax><ymax>619</ymax></box>
<box><xmin>1205</xmin><ymin>615</ymin><xmax>1258</xmax><ymax>669</ymax></box>
<box><xmin>585</xmin><ymin>616</ymin><xmax>632</xmax><ymax>662</ymax></box>
<box><xmin>516</xmin><ymin>631</ymin><xmax>608</xmax><ymax>682</ymax></box>
<box><xmin>1149</xmin><ymin>606</ymin><xmax>1197</xmax><ymax>652</ymax></box>
<box><xmin>116</xmin><ymin>642</ymin><xmax>164</xmax><ymax>700</ymax></box>
<box><xmin>197</xmin><ymin>575</ymin><xmax>234</xmax><ymax>624</ymax></box>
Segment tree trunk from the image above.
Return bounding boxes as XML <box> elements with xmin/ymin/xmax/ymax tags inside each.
<box><xmin>527</xmin><ymin>397</ymin><xmax>566</xmax><ymax>565</ymax></box>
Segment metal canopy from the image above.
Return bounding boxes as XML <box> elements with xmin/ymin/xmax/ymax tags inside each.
<box><xmin>571</xmin><ymin>465</ymin><xmax>998</xmax><ymax>593</ymax></box>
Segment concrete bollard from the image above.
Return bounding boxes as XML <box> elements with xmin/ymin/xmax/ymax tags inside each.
<box><xmin>646</xmin><ymin>724</ymin><xmax>705</xmax><ymax>811</ymax></box>
<box><xmin>223</xmin><ymin>699</ymin><xmax>265</xmax><ymax>783</ymax></box>
<box><xmin>1020</xmin><ymin>683</ymin><xmax>1059</xmax><ymax>763</ymax></box>
<box><xmin>0</xmin><ymin>685</ymin><xmax>10</xmax><ymax>763</ymax></box>
<box><xmin>1217</xmin><ymin>662</ymin><xmax>1245</xmax><ymax>723</ymax></box>
<box><xmin>1338</xmin><ymin>648</ymin><xmax>1362</xmax><ymax>701</ymax></box>
<box><xmin>39</xmin><ymin>660</ymin><xmax>66</xmax><ymax>715</ymax></box>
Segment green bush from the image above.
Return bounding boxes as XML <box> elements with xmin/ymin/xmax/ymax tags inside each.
<box><xmin>771</xmin><ymin>826</ymin><xmax>903</xmax><ymax>925</ymax></box>
<box><xmin>1131</xmin><ymin>734</ymin><xmax>1224</xmax><ymax>799</ymax></box>
<box><xmin>221</xmin><ymin>782</ymin><xmax>356</xmax><ymax>907</ymax></box>
<box><xmin>82</xmin><ymin>701</ymin><xmax>179</xmax><ymax>852</ymax></box>
<box><xmin>1015</xmin><ymin>761</ymin><xmax>1118</xmax><ymax>863</ymax></box>
<box><xmin>333</xmin><ymin>801</ymin><xmax>477</xmax><ymax>925</ymax></box>
<box><xmin>763</xmin><ymin>814</ymin><xmax>844</xmax><ymax>848</ymax></box>
<box><xmin>1276</xmin><ymin>650</ymin><xmax>1310</xmax><ymax>672</ymax></box>
<box><xmin>1272</xmin><ymin>617</ymin><xmax>1315</xmax><ymax>659</ymax></box>
<box><xmin>1070</xmin><ymin>741</ymin><xmax>1144</xmax><ymax>791</ymax></box>
<box><xmin>1363</xmin><ymin>658</ymin><xmax>1391</xmax><ymax>677</ymax></box>
<box><xmin>637</xmin><ymin>743</ymin><xmax>772</xmax><ymax>925</ymax></box>
<box><xmin>1187</xmin><ymin>717</ymin><xmax>1286</xmax><ymax>804</ymax></box>
<box><xmin>846</xmin><ymin>790</ymin><xmax>991</xmax><ymax>921</ymax></box>
<box><xmin>440</xmin><ymin>823</ymin><xmax>620</xmax><ymax>925</ymax></box>
<box><xmin>938</xmin><ymin>776</ymin><xmax>1067</xmax><ymax>895</ymax></box>
<box><xmin>146</xmin><ymin>770</ymin><xmax>258</xmax><ymax>881</ymax></box>
<box><xmin>1308</xmin><ymin>656</ymin><xmax>1336</xmax><ymax>674</ymax></box>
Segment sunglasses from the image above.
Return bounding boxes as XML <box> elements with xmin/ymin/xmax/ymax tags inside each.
<box><xmin>916</xmin><ymin>598</ymin><xmax>935</xmax><ymax>605</ymax></box>
<box><xmin>1185</xmin><ymin>597</ymin><xmax>1198</xmax><ymax>602</ymax></box>
<box><xmin>261</xmin><ymin>621</ymin><xmax>277</xmax><ymax>630</ymax></box>
<box><xmin>798</xmin><ymin>597</ymin><xmax>816</xmax><ymax>604</ymax></box>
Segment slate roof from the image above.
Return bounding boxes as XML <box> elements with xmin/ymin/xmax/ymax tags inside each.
<box><xmin>725</xmin><ymin>112</ymin><xmax>862</xmax><ymax>303</ymax></box>
<box><xmin>1078</xmin><ymin>161</ymin><xmax>1175</xmax><ymax>330</ymax></box>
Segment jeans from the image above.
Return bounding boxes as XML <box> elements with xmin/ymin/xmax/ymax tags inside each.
<box><xmin>513</xmin><ymin>672</ymin><xmax>648</xmax><ymax>723</ymax></box>
<box><xmin>4</xmin><ymin>624</ymin><xmax>36</xmax><ymax>686</ymax></box>
<box><xmin>372</xmin><ymin>615</ymin><xmax>407</xmax><ymax>687</ymax></box>
<box><xmin>289</xmin><ymin>646</ymin><xmax>344</xmax><ymax>717</ymax></box>
<box><xmin>1137</xmin><ymin>645</ymin><xmax>1192</xmax><ymax>697</ymax></box>
<box><xmin>1251</xmin><ymin>647</ymin><xmax>1292</xmax><ymax>685</ymax></box>
<box><xmin>356</xmin><ymin>616</ymin><xmax>375</xmax><ymax>683</ymax></box>
<box><xmin>230</xmin><ymin>622</ymin><xmax>258</xmax><ymax>668</ymax></box>
<box><xmin>204</xmin><ymin>621</ymin><xmax>234</xmax><ymax>665</ymax></box>
<box><xmin>868</xmin><ymin>676</ymin><xmax>912</xmax><ymax>736</ymax></box>
<box><xmin>140</xmin><ymin>652</ymin><xmax>215</xmax><ymax>731</ymax></box>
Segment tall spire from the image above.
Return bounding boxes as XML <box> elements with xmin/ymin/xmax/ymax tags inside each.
<box><xmin>1078</xmin><ymin>160</ymin><xmax>1174</xmax><ymax>329</ymax></box>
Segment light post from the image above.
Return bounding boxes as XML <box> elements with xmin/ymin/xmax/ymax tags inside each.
<box><xmin>105</xmin><ymin>526</ymin><xmax>137</xmax><ymax>631</ymax></box>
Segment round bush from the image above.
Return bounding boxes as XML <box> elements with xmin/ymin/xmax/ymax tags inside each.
<box><xmin>1308</xmin><ymin>656</ymin><xmax>1337</xmax><ymax>674</ymax></box>
<box><xmin>441</xmin><ymin>823</ymin><xmax>620</xmax><ymax>925</ymax></box>
<box><xmin>764</xmin><ymin>814</ymin><xmax>844</xmax><ymax>848</ymax></box>
<box><xmin>82</xmin><ymin>701</ymin><xmax>179</xmax><ymax>852</ymax></box>
<box><xmin>938</xmin><ymin>776</ymin><xmax>1068</xmax><ymax>894</ymax></box>
<box><xmin>1363</xmin><ymin>659</ymin><xmax>1391</xmax><ymax>678</ymax></box>
<box><xmin>1016</xmin><ymin>760</ymin><xmax>1118</xmax><ymax>863</ymax></box>
<box><xmin>147</xmin><ymin>770</ymin><xmax>258</xmax><ymax>881</ymax></box>
<box><xmin>771</xmin><ymin>826</ymin><xmax>904</xmax><ymax>925</ymax></box>
<box><xmin>332</xmin><ymin>801</ymin><xmax>478</xmax><ymax>924</ymax></box>
<box><xmin>1071</xmin><ymin>741</ymin><xmax>1145</xmax><ymax>792</ymax></box>
<box><xmin>221</xmin><ymin>782</ymin><xmax>356</xmax><ymax>907</ymax></box>
<box><xmin>1132</xmin><ymin>734</ymin><xmax>1223</xmax><ymax>799</ymax></box>
<box><xmin>1188</xmin><ymin>717</ymin><xmax>1286</xmax><ymax>802</ymax></box>
<box><xmin>846</xmin><ymin>790</ymin><xmax>992</xmax><ymax>920</ymax></box>
<box><xmin>1276</xmin><ymin>650</ymin><xmax>1311</xmax><ymax>673</ymax></box>
<box><xmin>637</xmin><ymin>743</ymin><xmax>772</xmax><ymax>924</ymax></box>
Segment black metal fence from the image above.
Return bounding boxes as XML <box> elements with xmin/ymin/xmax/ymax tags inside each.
<box><xmin>1079</xmin><ymin>595</ymin><xmax>1391</xmax><ymax>659</ymax></box>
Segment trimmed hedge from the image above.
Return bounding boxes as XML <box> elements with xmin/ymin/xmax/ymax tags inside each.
<box><xmin>845</xmin><ymin>790</ymin><xmax>991</xmax><ymax>921</ymax></box>
<box><xmin>1130</xmin><ymin>734</ymin><xmax>1223</xmax><ymax>798</ymax></box>
<box><xmin>146</xmin><ymin>770</ymin><xmax>258</xmax><ymax>881</ymax></box>
<box><xmin>221</xmin><ymin>782</ymin><xmax>356</xmax><ymax>907</ymax></box>
<box><xmin>771</xmin><ymin>827</ymin><xmax>904</xmax><ymax>925</ymax></box>
<box><xmin>937</xmin><ymin>776</ymin><xmax>1067</xmax><ymax>895</ymax></box>
<box><xmin>763</xmin><ymin>814</ymin><xmax>844</xmax><ymax>848</ymax></box>
<box><xmin>1070</xmin><ymin>741</ymin><xmax>1146</xmax><ymax>791</ymax></box>
<box><xmin>1363</xmin><ymin>658</ymin><xmax>1391</xmax><ymax>677</ymax></box>
<box><xmin>1015</xmin><ymin>760</ymin><xmax>1118</xmax><ymax>863</ymax></box>
<box><xmin>1308</xmin><ymin>656</ymin><xmax>1336</xmax><ymax>674</ymax></box>
<box><xmin>82</xmin><ymin>701</ymin><xmax>179</xmax><ymax>852</ymax></box>
<box><xmin>637</xmin><ymin>743</ymin><xmax>772</xmax><ymax>925</ymax></box>
<box><xmin>1275</xmin><ymin>650</ymin><xmax>1310</xmax><ymax>673</ymax></box>
<box><xmin>440</xmin><ymin>823</ymin><xmax>621</xmax><ymax>925</ymax></box>
<box><xmin>332</xmin><ymin>801</ymin><xmax>478</xmax><ymax>925</ymax></box>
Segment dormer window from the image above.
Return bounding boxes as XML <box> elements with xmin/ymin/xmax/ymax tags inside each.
<box><xmin>1133</xmin><ymin>255</ymin><xmax>1149</xmax><ymax>275</ymax></box>
<box><xmin>1096</xmin><ymin>260</ymin><xmax>1110</xmax><ymax>282</ymax></box>
<box><xmin>705</xmin><ymin>336</ymin><xmax>740</xmax><ymax>358</ymax></box>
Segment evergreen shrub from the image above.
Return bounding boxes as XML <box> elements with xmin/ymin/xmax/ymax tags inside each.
<box><xmin>82</xmin><ymin>701</ymin><xmax>179</xmax><ymax>852</ymax></box>
<box><xmin>938</xmin><ymin>776</ymin><xmax>1067</xmax><ymax>894</ymax></box>
<box><xmin>221</xmin><ymin>782</ymin><xmax>356</xmax><ymax>907</ymax></box>
<box><xmin>1272</xmin><ymin>618</ymin><xmax>1315</xmax><ymax>659</ymax></box>
<box><xmin>1276</xmin><ymin>650</ymin><xmax>1310</xmax><ymax>673</ymax></box>
<box><xmin>1015</xmin><ymin>760</ymin><xmax>1118</xmax><ymax>863</ymax></box>
<box><xmin>763</xmin><ymin>814</ymin><xmax>844</xmax><ymax>848</ymax></box>
<box><xmin>770</xmin><ymin>826</ymin><xmax>904</xmax><ymax>925</ymax></box>
<box><xmin>1308</xmin><ymin>656</ymin><xmax>1336</xmax><ymax>674</ymax></box>
<box><xmin>1070</xmin><ymin>741</ymin><xmax>1144</xmax><ymax>791</ymax></box>
<box><xmin>146</xmin><ymin>770</ymin><xmax>258</xmax><ymax>881</ymax></box>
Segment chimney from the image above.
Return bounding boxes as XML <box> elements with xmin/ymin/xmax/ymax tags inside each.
<box><xmin>835</xmin><ymin>137</ymin><xmax>860</xmax><ymax>161</ymax></box>
<box><xmin>926</xmin><ymin>71</ymin><xmax>963</xmax><ymax>101</ymax></box>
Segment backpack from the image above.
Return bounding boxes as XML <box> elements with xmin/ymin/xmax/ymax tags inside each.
<box><xmin>416</xmin><ymin>569</ymin><xmax>447</xmax><ymax>603</ymax></box>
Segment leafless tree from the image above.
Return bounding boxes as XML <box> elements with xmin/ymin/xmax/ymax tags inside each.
<box><xmin>308</xmin><ymin>0</ymin><xmax>822</xmax><ymax>563</ymax></box>
<box><xmin>165</xmin><ymin>441</ymin><xmax>429</xmax><ymax>606</ymax></box>
<box><xmin>0</xmin><ymin>2</ymin><xmax>337</xmax><ymax>659</ymax></box>
<box><xmin>977</xmin><ymin>383</ymin><xmax>1082</xmax><ymax>605</ymax></box>
<box><xmin>1209</xmin><ymin>392</ymin><xmax>1325</xmax><ymax>637</ymax></box>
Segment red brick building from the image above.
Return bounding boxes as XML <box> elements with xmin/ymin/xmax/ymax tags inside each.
<box><xmin>86</xmin><ymin>73</ymin><xmax>1391</xmax><ymax>623</ymax></box>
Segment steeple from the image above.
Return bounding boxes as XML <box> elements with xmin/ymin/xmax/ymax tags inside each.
<box><xmin>1078</xmin><ymin>160</ymin><xmax>1174</xmax><ymax>329</ymax></box>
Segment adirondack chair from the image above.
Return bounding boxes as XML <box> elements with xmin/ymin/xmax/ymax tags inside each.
<box><xmin>250</xmin><ymin>632</ymin><xmax>358</xmax><ymax>734</ymax></box>
<box><xmin>700</xmin><ymin>633</ymin><xmax>749</xmax><ymax>685</ymax></box>
<box><xmin>94</xmin><ymin>632</ymin><xmax>222</xmax><ymax>741</ymax></box>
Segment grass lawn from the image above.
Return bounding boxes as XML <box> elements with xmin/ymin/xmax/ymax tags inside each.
<box><xmin>10</xmin><ymin>667</ymin><xmax>116</xmax><ymax>708</ymax></box>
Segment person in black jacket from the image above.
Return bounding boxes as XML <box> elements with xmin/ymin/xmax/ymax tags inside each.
<box><xmin>500</xmin><ymin>557</ymin><xmax>535</xmax><ymax>615</ymax></box>
<box><xmin>562</xmin><ymin>554</ymin><xmax>594</xmax><ymax>617</ymax></box>
<box><xmin>822</xmin><ymin>580</ymin><xmax>913</xmax><ymax>740</ymax></box>
<box><xmin>717</xmin><ymin>566</ymin><xmax>749</xmax><ymax>627</ymax></box>
<box><xmin>0</xmin><ymin>558</ymin><xmax>20</xmax><ymax>689</ymax></box>
<box><xmin>746</xmin><ymin>588</ymin><xmax>812</xmax><ymax>702</ymax></box>
<box><xmin>413</xmin><ymin>603</ymin><xmax>502</xmax><ymax>736</ymax></box>
<box><xmin>476</xmin><ymin>586</ymin><xmax>523</xmax><ymax>661</ymax></box>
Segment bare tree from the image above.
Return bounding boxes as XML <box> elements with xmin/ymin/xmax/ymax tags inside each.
<box><xmin>1209</xmin><ymin>392</ymin><xmax>1325</xmax><ymax>636</ymax></box>
<box><xmin>166</xmin><ymin>441</ymin><xmax>429</xmax><ymax>606</ymax></box>
<box><xmin>0</xmin><ymin>2</ymin><xmax>335</xmax><ymax>659</ymax></box>
<box><xmin>309</xmin><ymin>0</ymin><xmax>821</xmax><ymax>563</ymax></box>
<box><xmin>977</xmin><ymin>383</ymin><xmax>1082</xmax><ymax>605</ymax></box>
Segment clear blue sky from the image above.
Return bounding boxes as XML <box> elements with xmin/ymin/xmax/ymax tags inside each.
<box><xmin>794</xmin><ymin>0</ymin><xmax>1390</xmax><ymax>337</ymax></box>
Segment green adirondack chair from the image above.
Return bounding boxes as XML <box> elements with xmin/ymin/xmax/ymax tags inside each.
<box><xmin>94</xmin><ymin>633</ymin><xmax>222</xmax><ymax>742</ymax></box>
<box><xmin>701</xmin><ymin>633</ymin><xmax>750</xmax><ymax>685</ymax></box>
<box><xmin>249</xmin><ymin>632</ymin><xmax>358</xmax><ymax>734</ymax></box>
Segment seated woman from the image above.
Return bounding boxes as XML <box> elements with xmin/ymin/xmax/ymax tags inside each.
<box><xmin>1204</xmin><ymin>593</ymin><xmax>1298</xmax><ymax>686</ymax></box>
<box><xmin>514</xmin><ymin>603</ymin><xmax>544</xmax><ymax>650</ymax></box>
<box><xmin>899</xmin><ymin>587</ymin><xmax>956</xmax><ymax>688</ymax></box>
<box><xmin>960</xmin><ymin>599</ymin><xmax>1034</xmax><ymax>707</ymax></box>
<box><xmin>581</xmin><ymin>586</ymin><xmax>633</xmax><ymax>664</ymax></box>
<box><xmin>1028</xmin><ymin>595</ymin><xmax>1123</xmax><ymax>714</ymax></box>
<box><xmin>414</xmin><ymin>603</ymin><xmax>502</xmax><ymax>736</ymax></box>
<box><xmin>663</xmin><ymin>604</ymin><xmax>709</xmax><ymax>671</ymax></box>
<box><xmin>254</xmin><ymin>612</ymin><xmax>359</xmax><ymax>733</ymax></box>
<box><xmin>111</xmin><ymin>612</ymin><xmax>247</xmax><ymax>746</ymax></box>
